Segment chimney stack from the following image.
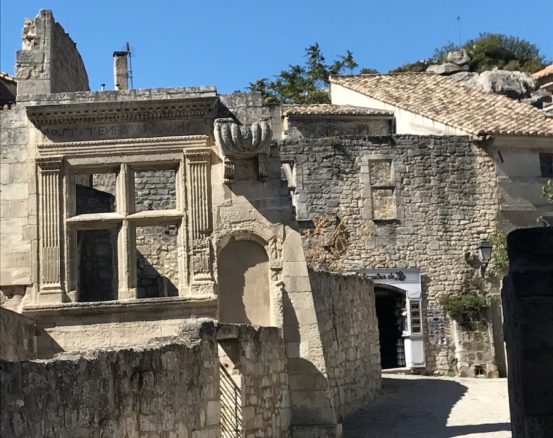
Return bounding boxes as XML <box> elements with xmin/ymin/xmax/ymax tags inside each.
<box><xmin>113</xmin><ymin>51</ymin><xmax>129</xmax><ymax>90</ymax></box>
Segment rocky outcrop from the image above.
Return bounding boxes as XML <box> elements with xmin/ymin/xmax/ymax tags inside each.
<box><xmin>427</xmin><ymin>51</ymin><xmax>553</xmax><ymax>112</ymax></box>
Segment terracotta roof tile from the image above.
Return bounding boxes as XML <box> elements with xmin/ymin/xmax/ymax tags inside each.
<box><xmin>331</xmin><ymin>73</ymin><xmax>553</xmax><ymax>136</ymax></box>
<box><xmin>283</xmin><ymin>104</ymin><xmax>392</xmax><ymax>117</ymax></box>
<box><xmin>533</xmin><ymin>65</ymin><xmax>553</xmax><ymax>80</ymax></box>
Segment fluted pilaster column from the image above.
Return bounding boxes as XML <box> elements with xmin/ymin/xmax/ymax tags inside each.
<box><xmin>185</xmin><ymin>148</ymin><xmax>215</xmax><ymax>297</ymax></box>
<box><xmin>37</xmin><ymin>157</ymin><xmax>66</xmax><ymax>303</ymax></box>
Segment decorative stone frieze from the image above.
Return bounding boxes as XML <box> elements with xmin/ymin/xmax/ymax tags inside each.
<box><xmin>36</xmin><ymin>157</ymin><xmax>66</xmax><ymax>303</ymax></box>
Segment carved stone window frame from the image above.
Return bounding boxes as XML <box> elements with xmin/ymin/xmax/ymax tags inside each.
<box><xmin>34</xmin><ymin>135</ymin><xmax>214</xmax><ymax>305</ymax></box>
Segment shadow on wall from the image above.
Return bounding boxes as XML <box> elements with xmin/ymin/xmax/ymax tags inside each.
<box><xmin>217</xmin><ymin>238</ymin><xmax>270</xmax><ymax>326</ymax></box>
<box><xmin>343</xmin><ymin>377</ymin><xmax>511</xmax><ymax>438</ymax></box>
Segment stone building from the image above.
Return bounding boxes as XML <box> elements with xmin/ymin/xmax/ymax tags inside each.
<box><xmin>0</xmin><ymin>10</ymin><xmax>381</xmax><ymax>437</ymax></box>
<box><xmin>275</xmin><ymin>73</ymin><xmax>553</xmax><ymax>375</ymax></box>
<box><xmin>2</xmin><ymin>8</ymin><xmax>553</xmax><ymax>437</ymax></box>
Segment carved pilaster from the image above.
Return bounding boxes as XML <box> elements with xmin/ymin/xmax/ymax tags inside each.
<box><xmin>37</xmin><ymin>157</ymin><xmax>66</xmax><ymax>303</ymax></box>
<box><xmin>224</xmin><ymin>157</ymin><xmax>235</xmax><ymax>184</ymax></box>
<box><xmin>185</xmin><ymin>148</ymin><xmax>216</xmax><ymax>296</ymax></box>
<box><xmin>257</xmin><ymin>153</ymin><xmax>269</xmax><ymax>181</ymax></box>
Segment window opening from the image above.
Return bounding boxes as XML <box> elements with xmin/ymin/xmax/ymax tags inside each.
<box><xmin>75</xmin><ymin>171</ymin><xmax>117</xmax><ymax>214</ymax></box>
<box><xmin>77</xmin><ymin>229</ymin><xmax>118</xmax><ymax>301</ymax></box>
<box><xmin>540</xmin><ymin>153</ymin><xmax>553</xmax><ymax>178</ymax></box>
<box><xmin>136</xmin><ymin>224</ymin><xmax>179</xmax><ymax>298</ymax></box>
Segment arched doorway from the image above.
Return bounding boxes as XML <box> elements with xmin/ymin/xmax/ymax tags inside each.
<box><xmin>375</xmin><ymin>286</ymin><xmax>407</xmax><ymax>369</ymax></box>
<box><xmin>218</xmin><ymin>238</ymin><xmax>271</xmax><ymax>326</ymax></box>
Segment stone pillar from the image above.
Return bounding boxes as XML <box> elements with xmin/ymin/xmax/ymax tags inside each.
<box><xmin>117</xmin><ymin>163</ymin><xmax>136</xmax><ymax>299</ymax></box>
<box><xmin>36</xmin><ymin>157</ymin><xmax>65</xmax><ymax>303</ymax></box>
<box><xmin>185</xmin><ymin>148</ymin><xmax>215</xmax><ymax>297</ymax></box>
<box><xmin>502</xmin><ymin>227</ymin><xmax>553</xmax><ymax>438</ymax></box>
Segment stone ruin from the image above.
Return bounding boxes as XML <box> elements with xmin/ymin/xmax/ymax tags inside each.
<box><xmin>2</xmin><ymin>9</ymin><xmax>552</xmax><ymax>438</ymax></box>
<box><xmin>0</xmin><ymin>10</ymin><xmax>381</xmax><ymax>437</ymax></box>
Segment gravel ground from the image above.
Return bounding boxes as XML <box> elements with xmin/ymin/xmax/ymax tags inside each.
<box><xmin>344</xmin><ymin>373</ymin><xmax>511</xmax><ymax>438</ymax></box>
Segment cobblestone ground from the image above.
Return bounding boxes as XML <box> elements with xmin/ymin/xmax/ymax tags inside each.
<box><xmin>344</xmin><ymin>374</ymin><xmax>511</xmax><ymax>438</ymax></box>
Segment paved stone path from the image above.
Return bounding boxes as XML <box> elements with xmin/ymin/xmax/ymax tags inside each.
<box><xmin>344</xmin><ymin>374</ymin><xmax>511</xmax><ymax>438</ymax></box>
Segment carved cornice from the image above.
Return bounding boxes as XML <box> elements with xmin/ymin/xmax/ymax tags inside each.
<box><xmin>26</xmin><ymin>97</ymin><xmax>218</xmax><ymax>127</ymax></box>
<box><xmin>36</xmin><ymin>135</ymin><xmax>210</xmax><ymax>158</ymax></box>
<box><xmin>214</xmin><ymin>117</ymin><xmax>271</xmax><ymax>158</ymax></box>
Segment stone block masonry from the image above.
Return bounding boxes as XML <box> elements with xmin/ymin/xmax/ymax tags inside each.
<box><xmin>309</xmin><ymin>270</ymin><xmax>381</xmax><ymax>420</ymax></box>
<box><xmin>502</xmin><ymin>228</ymin><xmax>553</xmax><ymax>438</ymax></box>
<box><xmin>1</xmin><ymin>334</ymin><xmax>220</xmax><ymax>438</ymax></box>
<box><xmin>16</xmin><ymin>10</ymin><xmax>89</xmax><ymax>95</ymax></box>
<box><xmin>280</xmin><ymin>135</ymin><xmax>498</xmax><ymax>374</ymax></box>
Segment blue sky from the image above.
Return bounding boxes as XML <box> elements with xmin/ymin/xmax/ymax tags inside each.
<box><xmin>1</xmin><ymin>0</ymin><xmax>552</xmax><ymax>93</ymax></box>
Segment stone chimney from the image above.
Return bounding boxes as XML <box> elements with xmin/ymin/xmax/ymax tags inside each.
<box><xmin>113</xmin><ymin>51</ymin><xmax>129</xmax><ymax>90</ymax></box>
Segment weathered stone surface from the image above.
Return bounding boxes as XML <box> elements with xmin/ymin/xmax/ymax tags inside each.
<box><xmin>477</xmin><ymin>69</ymin><xmax>537</xmax><ymax>99</ymax></box>
<box><xmin>280</xmin><ymin>135</ymin><xmax>498</xmax><ymax>374</ymax></box>
<box><xmin>447</xmin><ymin>49</ymin><xmax>471</xmax><ymax>66</ymax></box>
<box><xmin>449</xmin><ymin>71</ymin><xmax>480</xmax><ymax>87</ymax></box>
<box><xmin>16</xmin><ymin>10</ymin><xmax>89</xmax><ymax>95</ymax></box>
<box><xmin>426</xmin><ymin>63</ymin><xmax>469</xmax><ymax>75</ymax></box>
<box><xmin>502</xmin><ymin>227</ymin><xmax>553</xmax><ymax>438</ymax></box>
<box><xmin>310</xmin><ymin>271</ymin><xmax>381</xmax><ymax>419</ymax></box>
<box><xmin>0</xmin><ymin>334</ymin><xmax>220</xmax><ymax>438</ymax></box>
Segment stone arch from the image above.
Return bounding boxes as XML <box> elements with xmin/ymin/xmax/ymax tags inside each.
<box><xmin>217</xmin><ymin>236</ymin><xmax>271</xmax><ymax>326</ymax></box>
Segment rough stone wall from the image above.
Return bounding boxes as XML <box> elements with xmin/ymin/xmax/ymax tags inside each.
<box><xmin>285</xmin><ymin>117</ymin><xmax>391</xmax><ymax>139</ymax></box>
<box><xmin>240</xmin><ymin>326</ymin><xmax>291</xmax><ymax>438</ymax></box>
<box><xmin>0</xmin><ymin>338</ymin><xmax>220</xmax><ymax>438</ymax></box>
<box><xmin>308</xmin><ymin>271</ymin><xmax>381</xmax><ymax>420</ymax></box>
<box><xmin>280</xmin><ymin>135</ymin><xmax>498</xmax><ymax>373</ymax></box>
<box><xmin>15</xmin><ymin>10</ymin><xmax>89</xmax><ymax>95</ymax></box>
<box><xmin>0</xmin><ymin>308</ymin><xmax>37</xmax><ymax>361</ymax></box>
<box><xmin>0</xmin><ymin>308</ymin><xmax>61</xmax><ymax>361</ymax></box>
<box><xmin>502</xmin><ymin>228</ymin><xmax>553</xmax><ymax>438</ymax></box>
<box><xmin>0</xmin><ymin>105</ymin><xmax>35</xmax><ymax>296</ymax></box>
<box><xmin>218</xmin><ymin>325</ymin><xmax>291</xmax><ymax>438</ymax></box>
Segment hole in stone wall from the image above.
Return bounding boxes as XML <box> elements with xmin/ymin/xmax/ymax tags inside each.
<box><xmin>135</xmin><ymin>224</ymin><xmax>179</xmax><ymax>298</ymax></box>
<box><xmin>75</xmin><ymin>172</ymin><xmax>117</xmax><ymax>214</ymax></box>
<box><xmin>77</xmin><ymin>229</ymin><xmax>118</xmax><ymax>301</ymax></box>
<box><xmin>134</xmin><ymin>169</ymin><xmax>176</xmax><ymax>212</ymax></box>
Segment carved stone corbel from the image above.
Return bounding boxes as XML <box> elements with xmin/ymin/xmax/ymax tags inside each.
<box><xmin>214</xmin><ymin>117</ymin><xmax>272</xmax><ymax>184</ymax></box>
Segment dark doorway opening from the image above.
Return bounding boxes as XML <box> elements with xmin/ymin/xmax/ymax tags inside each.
<box><xmin>375</xmin><ymin>287</ymin><xmax>406</xmax><ymax>369</ymax></box>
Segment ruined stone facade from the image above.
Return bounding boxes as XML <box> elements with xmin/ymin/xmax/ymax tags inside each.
<box><xmin>1</xmin><ymin>10</ymin><xmax>382</xmax><ymax>437</ymax></box>
<box><xmin>280</xmin><ymin>135</ymin><xmax>499</xmax><ymax>374</ymax></box>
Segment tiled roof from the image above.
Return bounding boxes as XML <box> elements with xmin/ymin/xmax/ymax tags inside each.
<box><xmin>533</xmin><ymin>65</ymin><xmax>553</xmax><ymax>80</ymax></box>
<box><xmin>0</xmin><ymin>72</ymin><xmax>16</xmax><ymax>82</ymax></box>
<box><xmin>282</xmin><ymin>104</ymin><xmax>392</xmax><ymax>117</ymax></box>
<box><xmin>331</xmin><ymin>73</ymin><xmax>553</xmax><ymax>136</ymax></box>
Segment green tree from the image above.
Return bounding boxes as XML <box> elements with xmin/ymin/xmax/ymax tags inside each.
<box><xmin>390</xmin><ymin>33</ymin><xmax>548</xmax><ymax>74</ymax></box>
<box><xmin>248</xmin><ymin>43</ymin><xmax>358</xmax><ymax>104</ymax></box>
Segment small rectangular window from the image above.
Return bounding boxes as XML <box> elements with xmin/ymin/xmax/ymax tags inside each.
<box><xmin>410</xmin><ymin>301</ymin><xmax>422</xmax><ymax>334</ymax></box>
<box><xmin>540</xmin><ymin>154</ymin><xmax>553</xmax><ymax>178</ymax></box>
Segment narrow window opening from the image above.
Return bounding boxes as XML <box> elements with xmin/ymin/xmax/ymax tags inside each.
<box><xmin>136</xmin><ymin>224</ymin><xmax>179</xmax><ymax>298</ymax></box>
<box><xmin>77</xmin><ymin>229</ymin><xmax>118</xmax><ymax>301</ymax></box>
